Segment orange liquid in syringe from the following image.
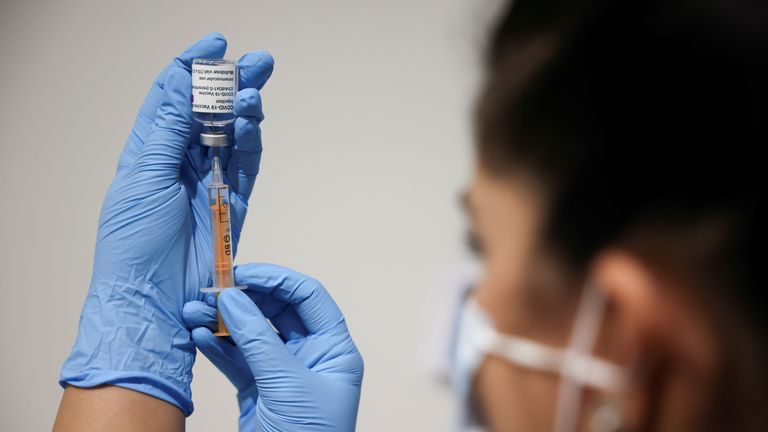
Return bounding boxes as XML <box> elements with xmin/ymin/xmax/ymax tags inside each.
<box><xmin>210</xmin><ymin>185</ymin><xmax>234</xmax><ymax>336</ymax></box>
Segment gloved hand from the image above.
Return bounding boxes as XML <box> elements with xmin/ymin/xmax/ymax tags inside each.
<box><xmin>182</xmin><ymin>263</ymin><xmax>364</xmax><ymax>431</ymax></box>
<box><xmin>59</xmin><ymin>33</ymin><xmax>275</xmax><ymax>415</ymax></box>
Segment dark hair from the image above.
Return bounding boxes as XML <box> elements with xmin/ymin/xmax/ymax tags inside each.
<box><xmin>477</xmin><ymin>0</ymin><xmax>766</xmax><ymax>330</ymax></box>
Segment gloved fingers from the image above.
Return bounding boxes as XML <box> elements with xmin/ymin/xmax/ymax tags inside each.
<box><xmin>118</xmin><ymin>33</ymin><xmax>227</xmax><ymax>173</ymax></box>
<box><xmin>242</xmin><ymin>291</ymin><xmax>306</xmax><ymax>340</ymax></box>
<box><xmin>219</xmin><ymin>289</ymin><xmax>304</xmax><ymax>382</ymax></box>
<box><xmin>196</xmin><ymin>290</ymin><xmax>291</xmax><ymax>327</ymax></box>
<box><xmin>178</xmin><ymin>136</ymin><xmax>212</xmax><ymax>181</ymax></box>
<box><xmin>227</xmin><ymin>92</ymin><xmax>264</xmax><ymax>200</ymax></box>
<box><xmin>133</xmin><ymin>34</ymin><xmax>229</xmax><ymax>186</ymax></box>
<box><xmin>248</xmin><ymin>290</ymin><xmax>287</xmax><ymax>317</ymax></box>
<box><xmin>182</xmin><ymin>300</ymin><xmax>218</xmax><ymax>330</ymax></box>
<box><xmin>187</xmin><ymin>140</ymin><xmax>211</xmax><ymax>175</ymax></box>
<box><xmin>270</xmin><ymin>307</ymin><xmax>309</xmax><ymax>341</ymax></box>
<box><xmin>234</xmin><ymin>89</ymin><xmax>264</xmax><ymax>120</ymax></box>
<box><xmin>132</xmin><ymin>66</ymin><xmax>194</xmax><ymax>186</ymax></box>
<box><xmin>234</xmin><ymin>263</ymin><xmax>347</xmax><ymax>335</ymax></box>
<box><xmin>174</xmin><ymin>32</ymin><xmax>227</xmax><ymax>70</ymax></box>
<box><xmin>238</xmin><ymin>51</ymin><xmax>274</xmax><ymax>91</ymax></box>
<box><xmin>190</xmin><ymin>326</ymin><xmax>258</xmax><ymax>393</ymax></box>
<box><xmin>244</xmin><ymin>290</ymin><xmax>268</xmax><ymax>307</ymax></box>
<box><xmin>225</xmin><ymin>51</ymin><xmax>273</xmax><ymax>200</ymax></box>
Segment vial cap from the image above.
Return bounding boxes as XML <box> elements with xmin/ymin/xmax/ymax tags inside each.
<box><xmin>200</xmin><ymin>132</ymin><xmax>229</xmax><ymax>147</ymax></box>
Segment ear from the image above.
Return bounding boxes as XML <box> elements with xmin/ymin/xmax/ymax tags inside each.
<box><xmin>590</xmin><ymin>249</ymin><xmax>720</xmax><ymax>430</ymax></box>
<box><xmin>591</xmin><ymin>249</ymin><xmax>716</xmax><ymax>369</ymax></box>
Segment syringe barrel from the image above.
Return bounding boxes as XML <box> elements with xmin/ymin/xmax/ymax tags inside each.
<box><xmin>209</xmin><ymin>182</ymin><xmax>235</xmax><ymax>336</ymax></box>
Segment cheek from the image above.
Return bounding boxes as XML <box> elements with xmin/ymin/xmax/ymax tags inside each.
<box><xmin>469</xmin><ymin>247</ymin><xmax>580</xmax><ymax>430</ymax></box>
<box><xmin>474</xmin><ymin>356</ymin><xmax>560</xmax><ymax>431</ymax></box>
<box><xmin>476</xmin><ymin>262</ymin><xmax>522</xmax><ymax>306</ymax></box>
<box><xmin>474</xmin><ymin>219</ymin><xmax>542</xmax><ymax>331</ymax></box>
<box><xmin>474</xmin><ymin>256</ymin><xmax>539</xmax><ymax>337</ymax></box>
<box><xmin>483</xmin><ymin>230</ymin><xmax>534</xmax><ymax>288</ymax></box>
<box><xmin>474</xmin><ymin>231</ymin><xmax>531</xmax><ymax>313</ymax></box>
<box><xmin>474</xmin><ymin>246</ymin><xmax>577</xmax><ymax>344</ymax></box>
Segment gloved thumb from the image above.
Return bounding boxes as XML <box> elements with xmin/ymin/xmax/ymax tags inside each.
<box><xmin>182</xmin><ymin>301</ymin><xmax>256</xmax><ymax>393</ymax></box>
<box><xmin>218</xmin><ymin>289</ymin><xmax>303</xmax><ymax>387</ymax></box>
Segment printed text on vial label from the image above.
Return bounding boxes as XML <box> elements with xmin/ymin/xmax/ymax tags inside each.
<box><xmin>192</xmin><ymin>65</ymin><xmax>236</xmax><ymax>113</ymax></box>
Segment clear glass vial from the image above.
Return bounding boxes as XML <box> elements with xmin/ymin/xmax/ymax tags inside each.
<box><xmin>191</xmin><ymin>58</ymin><xmax>238</xmax><ymax>131</ymax></box>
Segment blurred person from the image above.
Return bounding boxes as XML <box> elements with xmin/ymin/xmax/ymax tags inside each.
<box><xmin>54</xmin><ymin>0</ymin><xmax>767</xmax><ymax>430</ymax></box>
<box><xmin>452</xmin><ymin>0</ymin><xmax>767</xmax><ymax>430</ymax></box>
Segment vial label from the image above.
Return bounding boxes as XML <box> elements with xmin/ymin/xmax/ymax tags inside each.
<box><xmin>192</xmin><ymin>63</ymin><xmax>236</xmax><ymax>113</ymax></box>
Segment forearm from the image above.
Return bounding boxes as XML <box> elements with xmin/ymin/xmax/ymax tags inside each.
<box><xmin>54</xmin><ymin>385</ymin><xmax>184</xmax><ymax>432</ymax></box>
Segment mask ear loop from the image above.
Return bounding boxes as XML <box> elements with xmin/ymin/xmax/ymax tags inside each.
<box><xmin>461</xmin><ymin>286</ymin><xmax>629</xmax><ymax>430</ymax></box>
<box><xmin>552</xmin><ymin>281</ymin><xmax>610</xmax><ymax>432</ymax></box>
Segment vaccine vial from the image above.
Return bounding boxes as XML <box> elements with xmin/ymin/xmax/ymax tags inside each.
<box><xmin>192</xmin><ymin>59</ymin><xmax>238</xmax><ymax>131</ymax></box>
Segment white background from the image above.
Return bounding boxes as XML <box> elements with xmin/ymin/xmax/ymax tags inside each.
<box><xmin>0</xmin><ymin>0</ymin><xmax>503</xmax><ymax>430</ymax></box>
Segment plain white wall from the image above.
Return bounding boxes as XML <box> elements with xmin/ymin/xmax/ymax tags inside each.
<box><xmin>0</xmin><ymin>0</ymin><xmax>503</xmax><ymax>430</ymax></box>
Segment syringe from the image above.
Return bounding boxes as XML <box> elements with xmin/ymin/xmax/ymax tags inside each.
<box><xmin>192</xmin><ymin>58</ymin><xmax>244</xmax><ymax>336</ymax></box>
<box><xmin>210</xmin><ymin>149</ymin><xmax>234</xmax><ymax>336</ymax></box>
<box><xmin>200</xmin><ymin>136</ymin><xmax>245</xmax><ymax>337</ymax></box>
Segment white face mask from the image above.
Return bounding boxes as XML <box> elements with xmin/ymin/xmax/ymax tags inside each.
<box><xmin>451</xmin><ymin>282</ymin><xmax>630</xmax><ymax>432</ymax></box>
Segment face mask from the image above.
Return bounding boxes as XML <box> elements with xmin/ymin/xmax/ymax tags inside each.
<box><xmin>451</xmin><ymin>282</ymin><xmax>630</xmax><ymax>432</ymax></box>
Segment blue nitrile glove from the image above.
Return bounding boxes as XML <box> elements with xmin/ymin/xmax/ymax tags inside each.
<box><xmin>182</xmin><ymin>263</ymin><xmax>364</xmax><ymax>431</ymax></box>
<box><xmin>59</xmin><ymin>33</ymin><xmax>275</xmax><ymax>415</ymax></box>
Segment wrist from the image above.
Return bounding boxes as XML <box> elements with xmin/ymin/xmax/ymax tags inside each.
<box><xmin>60</xmin><ymin>280</ymin><xmax>196</xmax><ymax>415</ymax></box>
